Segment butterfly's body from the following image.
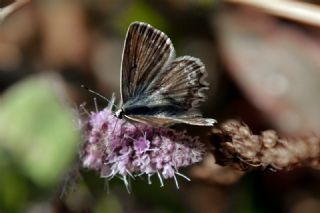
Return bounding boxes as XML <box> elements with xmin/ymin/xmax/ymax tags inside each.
<box><xmin>116</xmin><ymin>21</ymin><xmax>216</xmax><ymax>126</ymax></box>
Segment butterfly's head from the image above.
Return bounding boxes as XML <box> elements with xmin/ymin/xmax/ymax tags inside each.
<box><xmin>115</xmin><ymin>108</ymin><xmax>124</xmax><ymax>119</ymax></box>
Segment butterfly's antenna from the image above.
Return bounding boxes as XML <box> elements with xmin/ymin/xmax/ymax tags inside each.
<box><xmin>111</xmin><ymin>118</ymin><xmax>119</xmax><ymax>135</ymax></box>
<box><xmin>81</xmin><ymin>85</ymin><xmax>119</xmax><ymax>109</ymax></box>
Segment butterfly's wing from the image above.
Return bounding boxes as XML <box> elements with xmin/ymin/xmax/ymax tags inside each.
<box><xmin>124</xmin><ymin>56</ymin><xmax>216</xmax><ymax>126</ymax></box>
<box><xmin>121</xmin><ymin>22</ymin><xmax>215</xmax><ymax>126</ymax></box>
<box><xmin>120</xmin><ymin>21</ymin><xmax>175</xmax><ymax>103</ymax></box>
<box><xmin>125</xmin><ymin>115</ymin><xmax>216</xmax><ymax>126</ymax></box>
<box><xmin>148</xmin><ymin>56</ymin><xmax>209</xmax><ymax>113</ymax></box>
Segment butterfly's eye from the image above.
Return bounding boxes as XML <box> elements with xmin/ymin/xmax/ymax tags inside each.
<box><xmin>115</xmin><ymin>109</ymin><xmax>124</xmax><ymax>119</ymax></box>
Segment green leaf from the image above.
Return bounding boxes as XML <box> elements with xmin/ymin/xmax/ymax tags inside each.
<box><xmin>0</xmin><ymin>74</ymin><xmax>79</xmax><ymax>188</ymax></box>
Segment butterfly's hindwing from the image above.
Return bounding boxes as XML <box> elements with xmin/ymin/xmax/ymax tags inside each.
<box><xmin>123</xmin><ymin>56</ymin><xmax>210</xmax><ymax>118</ymax></box>
<box><xmin>126</xmin><ymin>115</ymin><xmax>216</xmax><ymax>126</ymax></box>
<box><xmin>151</xmin><ymin>56</ymin><xmax>209</xmax><ymax>111</ymax></box>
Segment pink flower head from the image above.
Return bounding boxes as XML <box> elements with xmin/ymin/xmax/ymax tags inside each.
<box><xmin>80</xmin><ymin>98</ymin><xmax>206</xmax><ymax>190</ymax></box>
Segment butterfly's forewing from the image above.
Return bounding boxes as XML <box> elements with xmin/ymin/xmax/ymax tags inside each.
<box><xmin>124</xmin><ymin>56</ymin><xmax>216</xmax><ymax>126</ymax></box>
<box><xmin>120</xmin><ymin>22</ymin><xmax>175</xmax><ymax>103</ymax></box>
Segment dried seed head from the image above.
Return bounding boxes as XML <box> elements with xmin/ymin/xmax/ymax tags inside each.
<box><xmin>210</xmin><ymin>120</ymin><xmax>320</xmax><ymax>171</ymax></box>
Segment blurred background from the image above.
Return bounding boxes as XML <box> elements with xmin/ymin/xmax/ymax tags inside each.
<box><xmin>1</xmin><ymin>0</ymin><xmax>320</xmax><ymax>212</ymax></box>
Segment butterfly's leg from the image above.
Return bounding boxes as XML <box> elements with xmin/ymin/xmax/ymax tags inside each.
<box><xmin>111</xmin><ymin>118</ymin><xmax>120</xmax><ymax>135</ymax></box>
<box><xmin>123</xmin><ymin>119</ymin><xmax>145</xmax><ymax>137</ymax></box>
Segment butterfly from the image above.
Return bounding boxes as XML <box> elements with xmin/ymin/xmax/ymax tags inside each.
<box><xmin>114</xmin><ymin>21</ymin><xmax>216</xmax><ymax>126</ymax></box>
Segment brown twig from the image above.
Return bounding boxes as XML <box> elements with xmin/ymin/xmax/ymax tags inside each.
<box><xmin>210</xmin><ymin>120</ymin><xmax>320</xmax><ymax>171</ymax></box>
<box><xmin>226</xmin><ymin>0</ymin><xmax>320</xmax><ymax>27</ymax></box>
<box><xmin>0</xmin><ymin>0</ymin><xmax>31</xmax><ymax>24</ymax></box>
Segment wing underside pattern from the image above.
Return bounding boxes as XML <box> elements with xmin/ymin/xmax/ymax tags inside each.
<box><xmin>120</xmin><ymin>22</ymin><xmax>215</xmax><ymax>126</ymax></box>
